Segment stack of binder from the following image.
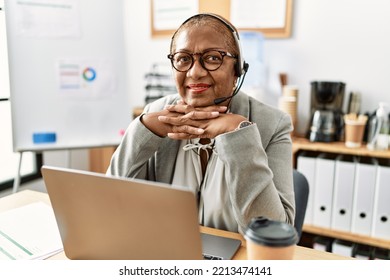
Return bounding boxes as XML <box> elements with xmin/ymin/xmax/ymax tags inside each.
<box><xmin>297</xmin><ymin>153</ymin><xmax>390</xmax><ymax>240</ymax></box>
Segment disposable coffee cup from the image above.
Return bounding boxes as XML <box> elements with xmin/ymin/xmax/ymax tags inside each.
<box><xmin>344</xmin><ymin>119</ymin><xmax>366</xmax><ymax>148</ymax></box>
<box><xmin>244</xmin><ymin>216</ymin><xmax>298</xmax><ymax>260</ymax></box>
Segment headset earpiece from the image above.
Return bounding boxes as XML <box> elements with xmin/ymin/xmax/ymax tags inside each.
<box><xmin>231</xmin><ymin>30</ymin><xmax>245</xmax><ymax>77</ymax></box>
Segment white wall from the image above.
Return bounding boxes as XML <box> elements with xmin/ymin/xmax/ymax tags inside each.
<box><xmin>123</xmin><ymin>0</ymin><xmax>390</xmax><ymax>135</ymax></box>
<box><xmin>42</xmin><ymin>0</ymin><xmax>390</xmax><ymax>170</ymax></box>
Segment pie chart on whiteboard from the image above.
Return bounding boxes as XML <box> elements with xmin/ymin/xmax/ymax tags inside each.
<box><xmin>82</xmin><ymin>67</ymin><xmax>97</xmax><ymax>82</ymax></box>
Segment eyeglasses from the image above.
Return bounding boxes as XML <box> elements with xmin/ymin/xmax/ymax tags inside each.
<box><xmin>167</xmin><ymin>50</ymin><xmax>236</xmax><ymax>72</ymax></box>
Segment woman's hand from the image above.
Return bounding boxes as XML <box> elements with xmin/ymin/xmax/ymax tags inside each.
<box><xmin>158</xmin><ymin>102</ymin><xmax>247</xmax><ymax>140</ymax></box>
<box><xmin>141</xmin><ymin>102</ymin><xmax>225</xmax><ymax>137</ymax></box>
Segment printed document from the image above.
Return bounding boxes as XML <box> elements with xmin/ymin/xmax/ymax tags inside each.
<box><xmin>0</xmin><ymin>202</ymin><xmax>63</xmax><ymax>260</ymax></box>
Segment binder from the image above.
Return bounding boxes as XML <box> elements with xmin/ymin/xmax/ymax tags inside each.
<box><xmin>351</xmin><ymin>157</ymin><xmax>378</xmax><ymax>236</ymax></box>
<box><xmin>332</xmin><ymin>239</ymin><xmax>354</xmax><ymax>257</ymax></box>
<box><xmin>371</xmin><ymin>159</ymin><xmax>390</xmax><ymax>239</ymax></box>
<box><xmin>352</xmin><ymin>244</ymin><xmax>373</xmax><ymax>259</ymax></box>
<box><xmin>372</xmin><ymin>247</ymin><xmax>390</xmax><ymax>260</ymax></box>
<box><xmin>331</xmin><ymin>155</ymin><xmax>357</xmax><ymax>232</ymax></box>
<box><xmin>296</xmin><ymin>152</ymin><xmax>317</xmax><ymax>225</ymax></box>
<box><xmin>312</xmin><ymin>153</ymin><xmax>336</xmax><ymax>228</ymax></box>
<box><xmin>313</xmin><ymin>236</ymin><xmax>333</xmax><ymax>252</ymax></box>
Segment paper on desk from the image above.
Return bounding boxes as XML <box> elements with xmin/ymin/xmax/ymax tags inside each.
<box><xmin>0</xmin><ymin>202</ymin><xmax>63</xmax><ymax>260</ymax></box>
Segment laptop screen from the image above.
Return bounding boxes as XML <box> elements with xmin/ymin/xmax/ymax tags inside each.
<box><xmin>41</xmin><ymin>166</ymin><xmax>241</xmax><ymax>260</ymax></box>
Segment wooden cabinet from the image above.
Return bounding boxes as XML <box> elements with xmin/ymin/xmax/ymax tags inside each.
<box><xmin>292</xmin><ymin>136</ymin><xmax>390</xmax><ymax>250</ymax></box>
<box><xmin>88</xmin><ymin>107</ymin><xmax>144</xmax><ymax>174</ymax></box>
<box><xmin>89</xmin><ymin>146</ymin><xmax>116</xmax><ymax>174</ymax></box>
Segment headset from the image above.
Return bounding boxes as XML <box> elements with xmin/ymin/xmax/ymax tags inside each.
<box><xmin>170</xmin><ymin>13</ymin><xmax>249</xmax><ymax>104</ymax></box>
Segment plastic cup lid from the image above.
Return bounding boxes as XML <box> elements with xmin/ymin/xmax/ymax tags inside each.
<box><xmin>244</xmin><ymin>216</ymin><xmax>298</xmax><ymax>247</ymax></box>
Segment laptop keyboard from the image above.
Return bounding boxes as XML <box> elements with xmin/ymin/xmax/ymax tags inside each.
<box><xmin>202</xmin><ymin>253</ymin><xmax>223</xmax><ymax>260</ymax></box>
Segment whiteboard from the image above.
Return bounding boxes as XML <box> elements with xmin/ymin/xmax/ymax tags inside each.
<box><xmin>5</xmin><ymin>0</ymin><xmax>130</xmax><ymax>152</ymax></box>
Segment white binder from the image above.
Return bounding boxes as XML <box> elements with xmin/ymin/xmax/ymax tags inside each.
<box><xmin>313</xmin><ymin>153</ymin><xmax>336</xmax><ymax>228</ymax></box>
<box><xmin>296</xmin><ymin>152</ymin><xmax>317</xmax><ymax>225</ymax></box>
<box><xmin>371</xmin><ymin>161</ymin><xmax>390</xmax><ymax>239</ymax></box>
<box><xmin>351</xmin><ymin>158</ymin><xmax>378</xmax><ymax>236</ymax></box>
<box><xmin>331</xmin><ymin>155</ymin><xmax>357</xmax><ymax>232</ymax></box>
<box><xmin>332</xmin><ymin>239</ymin><xmax>354</xmax><ymax>257</ymax></box>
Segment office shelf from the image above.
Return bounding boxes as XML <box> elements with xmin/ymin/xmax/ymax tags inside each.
<box><xmin>292</xmin><ymin>136</ymin><xmax>390</xmax><ymax>159</ymax></box>
<box><xmin>293</xmin><ymin>136</ymin><xmax>390</xmax><ymax>250</ymax></box>
<box><xmin>303</xmin><ymin>224</ymin><xmax>390</xmax><ymax>250</ymax></box>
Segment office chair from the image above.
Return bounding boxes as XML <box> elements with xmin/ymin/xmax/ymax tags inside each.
<box><xmin>293</xmin><ymin>169</ymin><xmax>309</xmax><ymax>240</ymax></box>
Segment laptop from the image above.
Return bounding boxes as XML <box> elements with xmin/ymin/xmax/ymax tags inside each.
<box><xmin>41</xmin><ymin>166</ymin><xmax>241</xmax><ymax>260</ymax></box>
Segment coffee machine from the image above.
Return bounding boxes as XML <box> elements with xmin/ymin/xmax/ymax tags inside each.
<box><xmin>307</xmin><ymin>81</ymin><xmax>345</xmax><ymax>142</ymax></box>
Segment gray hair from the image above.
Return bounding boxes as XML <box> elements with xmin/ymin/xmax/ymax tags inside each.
<box><xmin>170</xmin><ymin>14</ymin><xmax>239</xmax><ymax>57</ymax></box>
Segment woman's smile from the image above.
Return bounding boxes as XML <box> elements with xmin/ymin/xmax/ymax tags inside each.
<box><xmin>187</xmin><ymin>83</ymin><xmax>211</xmax><ymax>94</ymax></box>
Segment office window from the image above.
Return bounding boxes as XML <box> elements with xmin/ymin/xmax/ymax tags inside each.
<box><xmin>0</xmin><ymin>2</ymin><xmax>40</xmax><ymax>191</ymax></box>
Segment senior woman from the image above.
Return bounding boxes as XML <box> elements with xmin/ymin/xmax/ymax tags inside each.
<box><xmin>107</xmin><ymin>13</ymin><xmax>295</xmax><ymax>234</ymax></box>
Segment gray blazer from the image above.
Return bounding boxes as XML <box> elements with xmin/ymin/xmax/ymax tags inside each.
<box><xmin>107</xmin><ymin>92</ymin><xmax>295</xmax><ymax>233</ymax></box>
